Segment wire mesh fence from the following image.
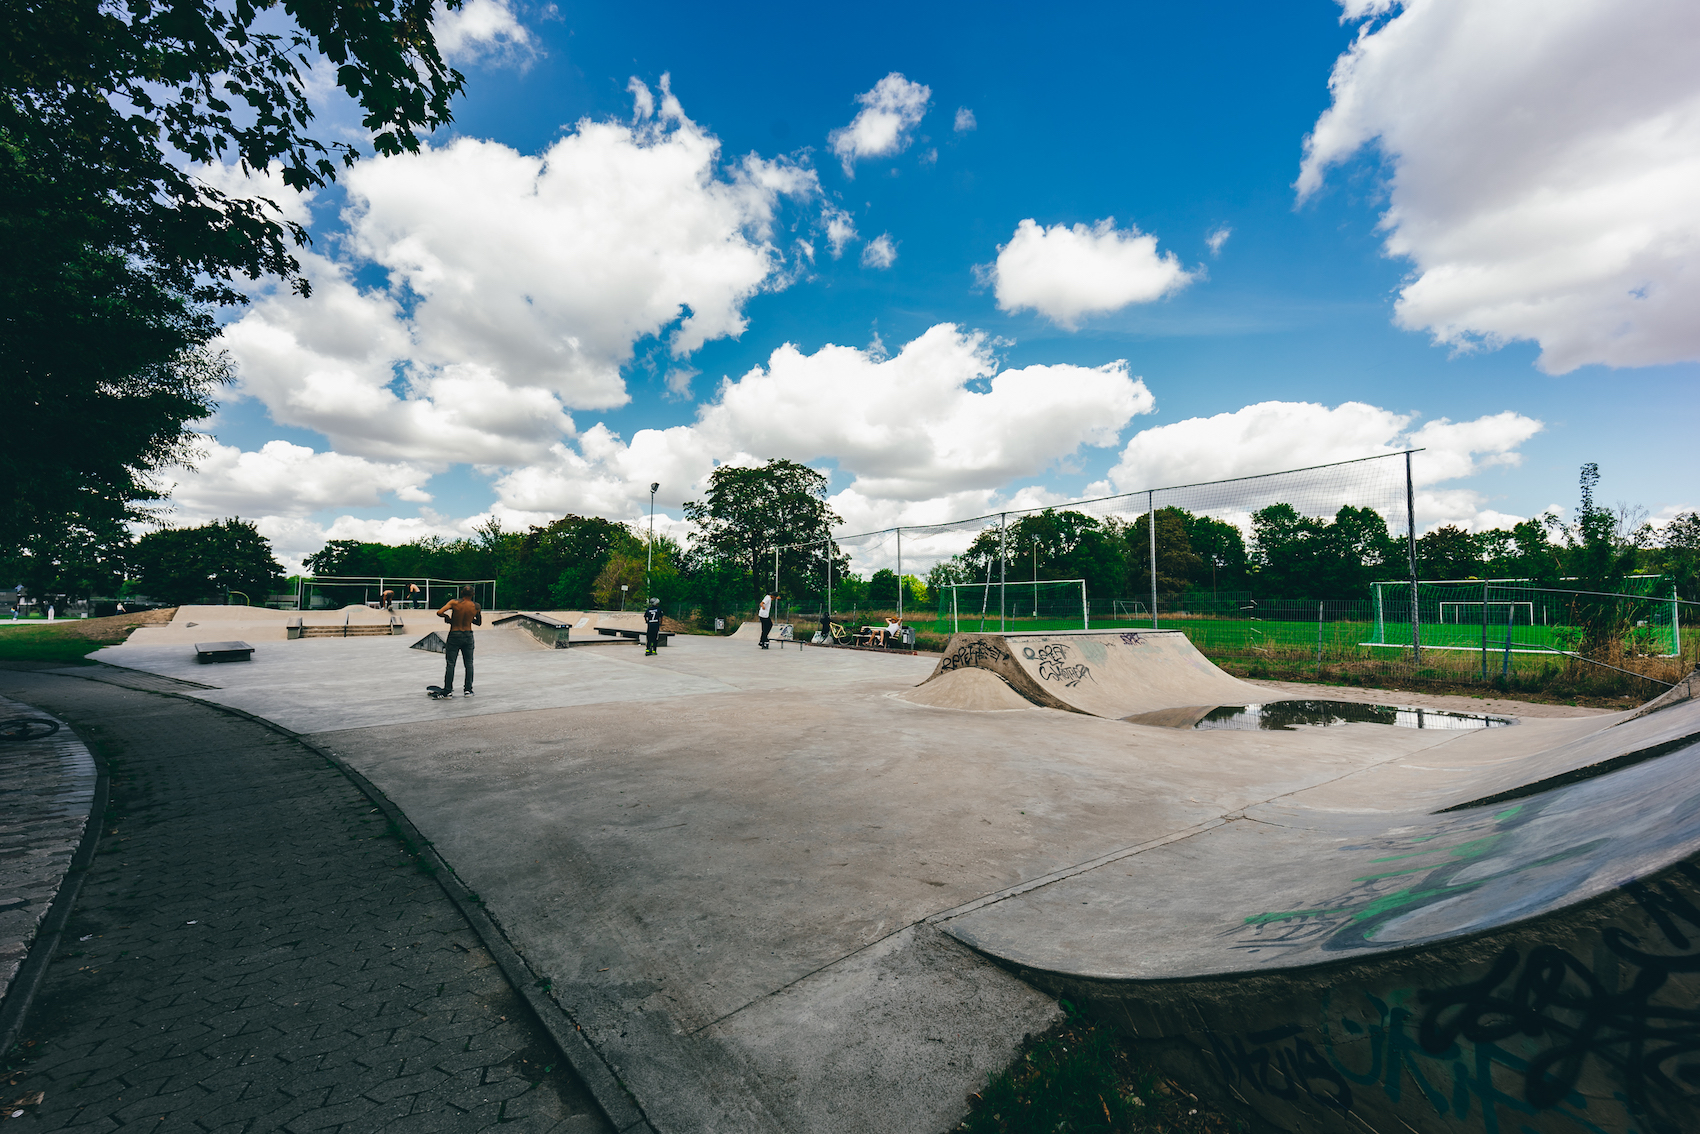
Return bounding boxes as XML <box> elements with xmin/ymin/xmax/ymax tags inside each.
<box><xmin>730</xmin><ymin>448</ymin><xmax>1700</xmax><ymax>697</ymax></box>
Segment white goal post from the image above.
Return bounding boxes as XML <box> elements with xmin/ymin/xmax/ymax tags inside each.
<box><xmin>939</xmin><ymin>580</ymin><xmax>1090</xmax><ymax>634</ymax></box>
<box><xmin>1438</xmin><ymin>600</ymin><xmax>1537</xmax><ymax>626</ymax></box>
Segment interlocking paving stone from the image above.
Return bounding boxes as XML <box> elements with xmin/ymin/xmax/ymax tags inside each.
<box><xmin>0</xmin><ymin>673</ymin><xmax>613</xmax><ymax>1133</ymax></box>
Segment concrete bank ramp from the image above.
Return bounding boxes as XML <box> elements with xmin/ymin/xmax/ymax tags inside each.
<box><xmin>127</xmin><ymin>603</ymin><xmax>403</xmax><ymax>645</ymax></box>
<box><xmin>937</xmin><ymin>679</ymin><xmax>1700</xmax><ymax>1134</ymax></box>
<box><xmin>910</xmin><ymin>629</ymin><xmax>1268</xmax><ymax>716</ymax></box>
<box><xmin>902</xmin><ymin>666</ymin><xmax>1037</xmax><ymax>711</ymax></box>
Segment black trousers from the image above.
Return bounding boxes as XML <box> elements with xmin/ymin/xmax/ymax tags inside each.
<box><xmin>443</xmin><ymin>630</ymin><xmax>475</xmax><ymax>691</ymax></box>
<box><xmin>759</xmin><ymin>616</ymin><xmax>772</xmax><ymax>644</ymax></box>
<box><xmin>646</xmin><ymin>625</ymin><xmax>660</xmax><ymax>650</ymax></box>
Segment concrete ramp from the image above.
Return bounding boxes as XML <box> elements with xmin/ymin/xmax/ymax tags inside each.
<box><xmin>937</xmin><ymin>683</ymin><xmax>1700</xmax><ymax>1134</ymax></box>
<box><xmin>729</xmin><ymin>620</ymin><xmax>763</xmax><ymax>642</ymax></box>
<box><xmin>409</xmin><ymin>631</ymin><xmax>445</xmax><ymax>653</ymax></box>
<box><xmin>922</xmin><ymin>629</ymin><xmax>1269</xmax><ymax>717</ymax></box>
<box><xmin>899</xmin><ymin>667</ymin><xmax>1037</xmax><ymax>711</ymax></box>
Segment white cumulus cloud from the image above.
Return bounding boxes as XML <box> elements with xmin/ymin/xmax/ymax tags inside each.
<box><xmin>985</xmin><ymin>218</ymin><xmax>1195</xmax><ymax>329</ymax></box>
<box><xmin>829</xmin><ymin>73</ymin><xmax>931</xmax><ymax>176</ymax></box>
<box><xmin>1298</xmin><ymin>0</ymin><xmax>1700</xmax><ymax>373</ymax></box>
<box><xmin>216</xmin><ymin>79</ymin><xmax>819</xmax><ymax>465</ymax></box>
<box><xmin>156</xmin><ymin>439</ymin><xmax>436</xmax><ymax>523</ymax></box>
<box><xmin>824</xmin><ymin>207</ymin><xmax>858</xmax><ymax>257</ymax></box>
<box><xmin>954</xmin><ymin>107</ymin><xmax>977</xmax><ymax>133</ymax></box>
<box><xmin>861</xmin><ymin>233</ymin><xmax>897</xmax><ymax>270</ymax></box>
<box><xmin>490</xmin><ymin>323</ymin><xmax>1155</xmax><ymax>519</ymax></box>
<box><xmin>1107</xmin><ymin>400</ymin><xmax>1545</xmax><ymax>532</ymax></box>
<box><xmin>434</xmin><ymin>0</ymin><xmax>537</xmax><ymax>66</ymax></box>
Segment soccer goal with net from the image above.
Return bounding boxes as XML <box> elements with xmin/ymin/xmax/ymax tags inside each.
<box><xmin>1437</xmin><ymin>600</ymin><xmax>1537</xmax><ymax>625</ymax></box>
<box><xmin>937</xmin><ymin>580</ymin><xmax>1089</xmax><ymax>633</ymax></box>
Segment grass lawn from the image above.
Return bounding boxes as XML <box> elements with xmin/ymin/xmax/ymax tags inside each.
<box><xmin>957</xmin><ymin>1004</ymin><xmax>1245</xmax><ymax>1133</ymax></box>
<box><xmin>0</xmin><ymin>610</ymin><xmax>175</xmax><ymax>666</ymax></box>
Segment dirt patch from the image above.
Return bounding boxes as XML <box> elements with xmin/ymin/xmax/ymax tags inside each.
<box><xmin>0</xmin><ymin>607</ymin><xmax>176</xmax><ymax>643</ymax></box>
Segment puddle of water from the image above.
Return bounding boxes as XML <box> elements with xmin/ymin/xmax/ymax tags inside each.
<box><xmin>1195</xmin><ymin>699</ymin><xmax>1515</xmax><ymax>731</ymax></box>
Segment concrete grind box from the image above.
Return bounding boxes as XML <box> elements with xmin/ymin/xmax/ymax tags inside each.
<box><xmin>999</xmin><ymin>858</ymin><xmax>1700</xmax><ymax>1134</ymax></box>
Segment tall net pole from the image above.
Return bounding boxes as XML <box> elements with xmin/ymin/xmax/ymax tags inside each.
<box><xmin>896</xmin><ymin>528</ymin><xmax>903</xmax><ymax>621</ymax></box>
<box><xmin>1148</xmin><ymin>490</ymin><xmax>1158</xmax><ymax>629</ymax></box>
<box><xmin>1406</xmin><ymin>451</ymin><xmax>1421</xmax><ymax>662</ymax></box>
<box><xmin>999</xmin><ymin>513</ymin><xmax>1007</xmax><ymax>632</ymax></box>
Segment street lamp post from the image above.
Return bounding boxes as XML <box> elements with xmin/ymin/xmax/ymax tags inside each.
<box><xmin>648</xmin><ymin>482</ymin><xmax>659</xmax><ymax>600</ymax></box>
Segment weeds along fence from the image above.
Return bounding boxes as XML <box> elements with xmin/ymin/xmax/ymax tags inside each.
<box><xmin>741</xmin><ymin>449</ymin><xmax>1696</xmax><ymax>698</ymax></box>
<box><xmin>1081</xmin><ymin>588</ymin><xmax>1697</xmax><ymax>700</ymax></box>
<box><xmin>699</xmin><ymin>586</ymin><xmax>1696</xmax><ymax>699</ymax></box>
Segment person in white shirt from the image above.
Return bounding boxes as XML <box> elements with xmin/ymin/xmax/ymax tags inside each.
<box><xmin>884</xmin><ymin>614</ymin><xmax>902</xmax><ymax>646</ymax></box>
<box><xmin>758</xmin><ymin>592</ymin><xmax>776</xmax><ymax>649</ymax></box>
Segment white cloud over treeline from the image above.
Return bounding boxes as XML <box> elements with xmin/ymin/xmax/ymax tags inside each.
<box><xmin>1300</xmin><ymin>0</ymin><xmax>1700</xmax><ymax>373</ymax></box>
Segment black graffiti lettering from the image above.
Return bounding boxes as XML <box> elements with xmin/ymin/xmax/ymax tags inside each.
<box><xmin>1208</xmin><ymin>1026</ymin><xmax>1353</xmax><ymax>1112</ymax></box>
<box><xmin>940</xmin><ymin>640</ymin><xmax>1010</xmax><ymax>672</ymax></box>
<box><xmin>1119</xmin><ymin>632</ymin><xmax>1143</xmax><ymax>645</ymax></box>
<box><xmin>1625</xmin><ymin>869</ymin><xmax>1700</xmax><ymax>952</ymax></box>
<box><xmin>1419</xmin><ymin>947</ymin><xmax>1525</xmax><ymax>1052</ymax></box>
<box><xmin>1022</xmin><ymin>643</ymin><xmax>1092</xmax><ymax>687</ymax></box>
<box><xmin>1418</xmin><ymin>916</ymin><xmax>1700</xmax><ymax>1113</ymax></box>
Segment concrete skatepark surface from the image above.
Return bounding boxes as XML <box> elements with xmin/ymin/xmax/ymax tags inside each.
<box><xmin>80</xmin><ymin>608</ymin><xmax>1700</xmax><ymax>1133</ymax></box>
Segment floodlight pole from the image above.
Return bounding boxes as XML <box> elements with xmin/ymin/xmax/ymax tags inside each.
<box><xmin>1407</xmin><ymin>451</ymin><xmax>1422</xmax><ymax>662</ymax></box>
<box><xmin>896</xmin><ymin>527</ymin><xmax>903</xmax><ymax>621</ymax></box>
<box><xmin>999</xmin><ymin>513</ymin><xmax>1007</xmax><ymax>632</ymax></box>
<box><xmin>1148</xmin><ymin>491</ymin><xmax>1158</xmax><ymax>629</ymax></box>
<box><xmin>648</xmin><ymin>482</ymin><xmax>658</xmax><ymax>599</ymax></box>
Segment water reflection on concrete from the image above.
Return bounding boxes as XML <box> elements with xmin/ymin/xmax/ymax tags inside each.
<box><xmin>1195</xmin><ymin>699</ymin><xmax>1516</xmax><ymax>731</ymax></box>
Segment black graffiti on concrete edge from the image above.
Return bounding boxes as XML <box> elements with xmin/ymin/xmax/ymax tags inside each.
<box><xmin>1119</xmin><ymin>632</ymin><xmax>1143</xmax><ymax>645</ymax></box>
<box><xmin>939</xmin><ymin>640</ymin><xmax>1011</xmax><ymax>672</ymax></box>
<box><xmin>1418</xmin><ymin>862</ymin><xmax>1700</xmax><ymax>1113</ymax></box>
<box><xmin>1022</xmin><ymin>643</ymin><xmax>1092</xmax><ymax>687</ymax></box>
<box><xmin>1208</xmin><ymin>1025</ymin><xmax>1353</xmax><ymax>1113</ymax></box>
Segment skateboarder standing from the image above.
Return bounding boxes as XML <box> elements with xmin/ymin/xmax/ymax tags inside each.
<box><xmin>643</xmin><ymin>597</ymin><xmax>663</xmax><ymax>655</ymax></box>
<box><xmin>757</xmin><ymin>591</ymin><xmax>777</xmax><ymax>649</ymax></box>
<box><xmin>437</xmin><ymin>585</ymin><xmax>482</xmax><ymax>696</ymax></box>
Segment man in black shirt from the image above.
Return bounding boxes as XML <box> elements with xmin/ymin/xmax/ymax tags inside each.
<box><xmin>643</xmin><ymin>598</ymin><xmax>663</xmax><ymax>655</ymax></box>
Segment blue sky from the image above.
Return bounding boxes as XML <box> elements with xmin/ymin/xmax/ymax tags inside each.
<box><xmin>181</xmin><ymin>0</ymin><xmax>1700</xmax><ymax>570</ymax></box>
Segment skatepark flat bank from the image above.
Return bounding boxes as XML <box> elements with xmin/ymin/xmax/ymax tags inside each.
<box><xmin>84</xmin><ymin>609</ymin><xmax>1700</xmax><ymax>1133</ymax></box>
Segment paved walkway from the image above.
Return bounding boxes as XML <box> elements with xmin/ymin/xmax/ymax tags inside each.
<box><xmin>0</xmin><ymin>667</ymin><xmax>614</xmax><ymax>1133</ymax></box>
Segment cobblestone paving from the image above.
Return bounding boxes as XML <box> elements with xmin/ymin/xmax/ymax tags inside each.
<box><xmin>0</xmin><ymin>672</ymin><xmax>613</xmax><ymax>1133</ymax></box>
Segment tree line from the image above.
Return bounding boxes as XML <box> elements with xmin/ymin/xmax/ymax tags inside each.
<box><xmin>924</xmin><ymin>476</ymin><xmax>1697</xmax><ymax>608</ymax></box>
<box><xmin>14</xmin><ymin>460</ymin><xmax>1695</xmax><ymax>614</ymax></box>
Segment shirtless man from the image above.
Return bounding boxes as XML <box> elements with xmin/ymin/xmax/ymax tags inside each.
<box><xmin>436</xmin><ymin>585</ymin><xmax>482</xmax><ymax>696</ymax></box>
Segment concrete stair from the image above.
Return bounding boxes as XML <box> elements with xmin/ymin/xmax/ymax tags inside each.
<box><xmin>299</xmin><ymin>624</ymin><xmax>398</xmax><ymax>639</ymax></box>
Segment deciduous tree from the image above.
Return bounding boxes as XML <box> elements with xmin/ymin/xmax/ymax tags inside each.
<box><xmin>129</xmin><ymin>517</ymin><xmax>284</xmax><ymax>605</ymax></box>
<box><xmin>684</xmin><ymin>460</ymin><xmax>840</xmax><ymax>596</ymax></box>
